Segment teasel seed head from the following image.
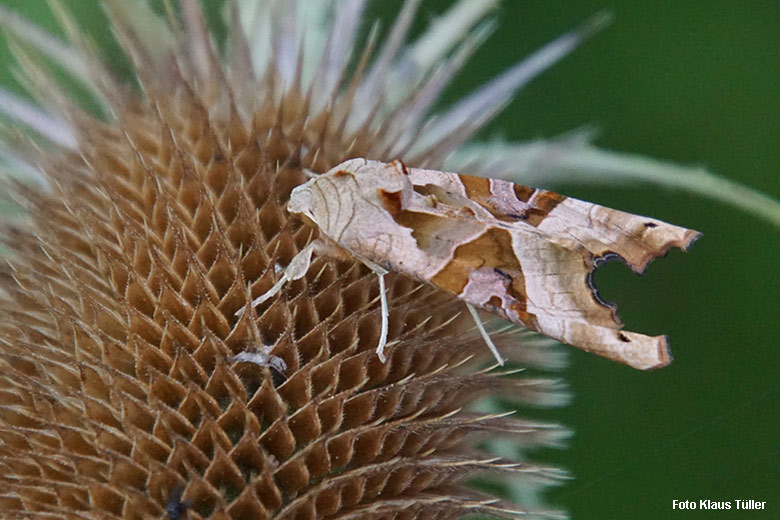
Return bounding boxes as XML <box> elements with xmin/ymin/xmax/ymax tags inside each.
<box><xmin>0</xmin><ymin>1</ymin><xmax>591</xmax><ymax>518</ymax></box>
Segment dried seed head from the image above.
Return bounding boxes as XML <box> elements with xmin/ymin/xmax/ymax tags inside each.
<box><xmin>0</xmin><ymin>2</ymin><xmax>573</xmax><ymax>518</ymax></box>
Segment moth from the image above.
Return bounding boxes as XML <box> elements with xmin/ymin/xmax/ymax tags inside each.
<box><xmin>244</xmin><ymin>159</ymin><xmax>699</xmax><ymax>370</ymax></box>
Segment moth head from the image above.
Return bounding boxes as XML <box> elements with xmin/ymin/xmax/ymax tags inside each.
<box><xmin>287</xmin><ymin>182</ymin><xmax>315</xmax><ymax>222</ymax></box>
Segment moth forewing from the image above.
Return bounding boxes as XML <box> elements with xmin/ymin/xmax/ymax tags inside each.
<box><xmin>256</xmin><ymin>158</ymin><xmax>699</xmax><ymax>370</ymax></box>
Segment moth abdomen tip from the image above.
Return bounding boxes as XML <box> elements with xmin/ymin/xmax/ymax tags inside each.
<box><xmin>655</xmin><ymin>336</ymin><xmax>674</xmax><ymax>369</ymax></box>
<box><xmin>643</xmin><ymin>335</ymin><xmax>673</xmax><ymax>370</ymax></box>
<box><xmin>682</xmin><ymin>230</ymin><xmax>703</xmax><ymax>251</ymax></box>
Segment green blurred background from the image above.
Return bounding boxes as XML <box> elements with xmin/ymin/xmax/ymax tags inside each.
<box><xmin>0</xmin><ymin>1</ymin><xmax>777</xmax><ymax>518</ymax></box>
<box><xmin>398</xmin><ymin>2</ymin><xmax>780</xmax><ymax>518</ymax></box>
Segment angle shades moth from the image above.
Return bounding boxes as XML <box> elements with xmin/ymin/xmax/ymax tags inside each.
<box><xmin>244</xmin><ymin>158</ymin><xmax>700</xmax><ymax>370</ymax></box>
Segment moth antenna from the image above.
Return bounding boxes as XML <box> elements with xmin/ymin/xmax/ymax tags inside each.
<box><xmin>302</xmin><ymin>167</ymin><xmax>319</xmax><ymax>178</ymax></box>
<box><xmin>375</xmin><ymin>271</ymin><xmax>389</xmax><ymax>362</ymax></box>
<box><xmin>466</xmin><ymin>303</ymin><xmax>505</xmax><ymax>366</ymax></box>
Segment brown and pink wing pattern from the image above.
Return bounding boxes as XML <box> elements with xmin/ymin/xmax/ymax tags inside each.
<box><xmin>404</xmin><ymin>167</ymin><xmax>700</xmax><ymax>370</ymax></box>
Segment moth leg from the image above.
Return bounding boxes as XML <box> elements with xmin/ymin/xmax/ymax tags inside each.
<box><xmin>236</xmin><ymin>241</ymin><xmax>319</xmax><ymax>316</ymax></box>
<box><xmin>375</xmin><ymin>270</ymin><xmax>390</xmax><ymax>362</ymax></box>
<box><xmin>466</xmin><ymin>303</ymin><xmax>505</xmax><ymax>366</ymax></box>
<box><xmin>348</xmin><ymin>253</ymin><xmax>391</xmax><ymax>363</ymax></box>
